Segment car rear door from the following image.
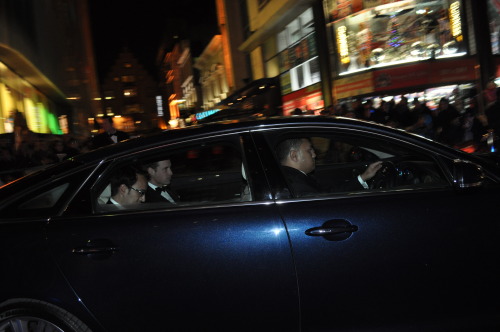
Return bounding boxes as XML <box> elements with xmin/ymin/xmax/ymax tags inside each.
<box><xmin>47</xmin><ymin>133</ymin><xmax>300</xmax><ymax>331</ymax></box>
<box><xmin>255</xmin><ymin>127</ymin><xmax>500</xmax><ymax>331</ymax></box>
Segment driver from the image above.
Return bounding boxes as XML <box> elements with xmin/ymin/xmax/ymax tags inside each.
<box><xmin>276</xmin><ymin>137</ymin><xmax>382</xmax><ymax>197</ymax></box>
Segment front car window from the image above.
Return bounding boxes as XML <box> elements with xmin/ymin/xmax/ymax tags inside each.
<box><xmin>270</xmin><ymin>132</ymin><xmax>448</xmax><ymax>198</ymax></box>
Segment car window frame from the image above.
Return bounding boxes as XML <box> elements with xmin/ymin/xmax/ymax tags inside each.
<box><xmin>251</xmin><ymin>125</ymin><xmax>453</xmax><ymax>200</ymax></box>
<box><xmin>84</xmin><ymin>131</ymin><xmax>269</xmax><ymax>215</ymax></box>
<box><xmin>0</xmin><ymin>162</ymin><xmax>100</xmax><ymax>219</ymax></box>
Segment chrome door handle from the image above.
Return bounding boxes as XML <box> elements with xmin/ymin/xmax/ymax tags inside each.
<box><xmin>305</xmin><ymin>219</ymin><xmax>358</xmax><ymax>241</ymax></box>
<box><xmin>305</xmin><ymin>225</ymin><xmax>358</xmax><ymax>236</ymax></box>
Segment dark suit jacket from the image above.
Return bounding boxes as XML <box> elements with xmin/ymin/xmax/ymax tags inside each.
<box><xmin>281</xmin><ymin>166</ymin><xmax>363</xmax><ymax>197</ymax></box>
<box><xmin>92</xmin><ymin>130</ymin><xmax>130</xmax><ymax>149</ymax></box>
<box><xmin>145</xmin><ymin>186</ymin><xmax>178</xmax><ymax>204</ymax></box>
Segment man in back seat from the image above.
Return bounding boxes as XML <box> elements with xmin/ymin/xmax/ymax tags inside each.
<box><xmin>143</xmin><ymin>159</ymin><xmax>179</xmax><ymax>204</ymax></box>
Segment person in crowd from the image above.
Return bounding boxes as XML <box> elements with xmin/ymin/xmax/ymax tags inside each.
<box><xmin>276</xmin><ymin>137</ymin><xmax>382</xmax><ymax>197</ymax></box>
<box><xmin>352</xmin><ymin>98</ymin><xmax>365</xmax><ymax>119</ymax></box>
<box><xmin>63</xmin><ymin>137</ymin><xmax>81</xmax><ymax>159</ymax></box>
<box><xmin>320</xmin><ymin>105</ymin><xmax>333</xmax><ymax>116</ymax></box>
<box><xmin>370</xmin><ymin>100</ymin><xmax>390</xmax><ymax>124</ymax></box>
<box><xmin>143</xmin><ymin>159</ymin><xmax>179</xmax><ymax>204</ymax></box>
<box><xmin>462</xmin><ymin>97</ymin><xmax>488</xmax><ymax>145</ymax></box>
<box><xmin>434</xmin><ymin>97</ymin><xmax>462</xmax><ymax>146</ymax></box>
<box><xmin>108</xmin><ymin>166</ymin><xmax>147</xmax><ymax>208</ymax></box>
<box><xmin>92</xmin><ymin>116</ymin><xmax>130</xmax><ymax>149</ymax></box>
<box><xmin>52</xmin><ymin>140</ymin><xmax>68</xmax><ymax>162</ymax></box>
<box><xmin>485</xmin><ymin>87</ymin><xmax>500</xmax><ymax>136</ymax></box>
<box><xmin>12</xmin><ymin>110</ymin><xmax>35</xmax><ymax>153</ymax></box>
<box><xmin>357</xmin><ymin>99</ymin><xmax>374</xmax><ymax>121</ymax></box>
<box><xmin>32</xmin><ymin>139</ymin><xmax>58</xmax><ymax>165</ymax></box>
<box><xmin>336</xmin><ymin>103</ymin><xmax>350</xmax><ymax>116</ymax></box>
<box><xmin>391</xmin><ymin>96</ymin><xmax>411</xmax><ymax>128</ymax></box>
<box><xmin>292</xmin><ymin>108</ymin><xmax>303</xmax><ymax>115</ymax></box>
<box><xmin>404</xmin><ymin>98</ymin><xmax>434</xmax><ymax>138</ymax></box>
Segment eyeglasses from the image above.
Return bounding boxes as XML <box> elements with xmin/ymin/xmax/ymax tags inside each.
<box><xmin>129</xmin><ymin>187</ymin><xmax>146</xmax><ymax>197</ymax></box>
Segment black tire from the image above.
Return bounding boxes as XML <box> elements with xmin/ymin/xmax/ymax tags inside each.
<box><xmin>0</xmin><ymin>298</ymin><xmax>91</xmax><ymax>332</ymax></box>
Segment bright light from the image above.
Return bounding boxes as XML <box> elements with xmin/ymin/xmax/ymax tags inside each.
<box><xmin>449</xmin><ymin>2</ymin><xmax>462</xmax><ymax>41</ymax></box>
<box><xmin>156</xmin><ymin>95</ymin><xmax>164</xmax><ymax>116</ymax></box>
<box><xmin>337</xmin><ymin>26</ymin><xmax>350</xmax><ymax>64</ymax></box>
<box><xmin>271</xmin><ymin>228</ymin><xmax>284</xmax><ymax>236</ymax></box>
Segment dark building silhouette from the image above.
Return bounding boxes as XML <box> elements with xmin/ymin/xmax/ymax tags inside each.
<box><xmin>99</xmin><ymin>48</ymin><xmax>160</xmax><ymax>133</ymax></box>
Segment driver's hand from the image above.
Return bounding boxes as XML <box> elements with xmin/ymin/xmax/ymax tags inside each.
<box><xmin>360</xmin><ymin>161</ymin><xmax>383</xmax><ymax>181</ymax></box>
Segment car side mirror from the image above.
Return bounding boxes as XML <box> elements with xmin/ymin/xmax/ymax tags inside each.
<box><xmin>452</xmin><ymin>159</ymin><xmax>485</xmax><ymax>190</ymax></box>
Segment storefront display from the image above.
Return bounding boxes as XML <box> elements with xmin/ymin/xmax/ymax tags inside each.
<box><xmin>333</xmin><ymin>57</ymin><xmax>476</xmax><ymax>100</ymax></box>
<box><xmin>0</xmin><ymin>61</ymin><xmax>62</xmax><ymax>134</ymax></box>
<box><xmin>326</xmin><ymin>0</ymin><xmax>465</xmax><ymax>75</ymax></box>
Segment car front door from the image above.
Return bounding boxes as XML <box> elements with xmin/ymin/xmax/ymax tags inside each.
<box><xmin>47</xmin><ymin>133</ymin><xmax>299</xmax><ymax>331</ymax></box>
<box><xmin>256</xmin><ymin>128</ymin><xmax>500</xmax><ymax>331</ymax></box>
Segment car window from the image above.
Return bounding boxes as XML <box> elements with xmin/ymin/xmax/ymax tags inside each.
<box><xmin>0</xmin><ymin>165</ymin><xmax>94</xmax><ymax>219</ymax></box>
<box><xmin>270</xmin><ymin>132</ymin><xmax>448</xmax><ymax>198</ymax></box>
<box><xmin>94</xmin><ymin>137</ymin><xmax>252</xmax><ymax>212</ymax></box>
<box><xmin>17</xmin><ymin>183</ymin><xmax>70</xmax><ymax>209</ymax></box>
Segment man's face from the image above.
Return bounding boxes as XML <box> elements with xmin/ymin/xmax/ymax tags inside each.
<box><xmin>296</xmin><ymin>139</ymin><xmax>316</xmax><ymax>174</ymax></box>
<box><xmin>122</xmin><ymin>174</ymin><xmax>147</xmax><ymax>205</ymax></box>
<box><xmin>148</xmin><ymin>160</ymin><xmax>173</xmax><ymax>186</ymax></box>
<box><xmin>101</xmin><ymin>118</ymin><xmax>113</xmax><ymax>132</ymax></box>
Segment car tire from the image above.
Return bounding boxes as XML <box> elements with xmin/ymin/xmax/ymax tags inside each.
<box><xmin>0</xmin><ymin>298</ymin><xmax>91</xmax><ymax>332</ymax></box>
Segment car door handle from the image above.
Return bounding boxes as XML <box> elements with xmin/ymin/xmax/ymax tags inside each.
<box><xmin>72</xmin><ymin>239</ymin><xmax>118</xmax><ymax>258</ymax></box>
<box><xmin>305</xmin><ymin>225</ymin><xmax>358</xmax><ymax>236</ymax></box>
<box><xmin>305</xmin><ymin>219</ymin><xmax>358</xmax><ymax>241</ymax></box>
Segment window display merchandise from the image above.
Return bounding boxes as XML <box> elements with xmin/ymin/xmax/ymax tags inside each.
<box><xmin>328</xmin><ymin>0</ymin><xmax>465</xmax><ymax>75</ymax></box>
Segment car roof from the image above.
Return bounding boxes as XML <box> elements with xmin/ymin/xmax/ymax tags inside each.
<box><xmin>73</xmin><ymin>115</ymin><xmax>455</xmax><ymax>164</ymax></box>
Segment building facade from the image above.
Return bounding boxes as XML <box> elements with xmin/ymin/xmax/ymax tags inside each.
<box><xmin>216</xmin><ymin>0</ymin><xmax>252</xmax><ymax>95</ymax></box>
<box><xmin>325</xmin><ymin>0</ymin><xmax>496</xmax><ymax>111</ymax></box>
<box><xmin>237</xmin><ymin>0</ymin><xmax>499</xmax><ymax>114</ymax></box>
<box><xmin>239</xmin><ymin>0</ymin><xmax>329</xmax><ymax>115</ymax></box>
<box><xmin>158</xmin><ymin>39</ymin><xmax>201</xmax><ymax>126</ymax></box>
<box><xmin>0</xmin><ymin>0</ymin><xmax>99</xmax><ymax>136</ymax></box>
<box><xmin>99</xmin><ymin>48</ymin><xmax>159</xmax><ymax>133</ymax></box>
<box><xmin>195</xmin><ymin>35</ymin><xmax>228</xmax><ymax>110</ymax></box>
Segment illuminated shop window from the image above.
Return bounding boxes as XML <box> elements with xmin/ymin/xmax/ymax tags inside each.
<box><xmin>277</xmin><ymin>8</ymin><xmax>314</xmax><ymax>52</ymax></box>
<box><xmin>326</xmin><ymin>0</ymin><xmax>466</xmax><ymax>75</ymax></box>
<box><xmin>290</xmin><ymin>57</ymin><xmax>321</xmax><ymax>91</ymax></box>
<box><xmin>272</xmin><ymin>7</ymin><xmax>320</xmax><ymax>96</ymax></box>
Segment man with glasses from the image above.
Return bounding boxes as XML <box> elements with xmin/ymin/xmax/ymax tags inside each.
<box><xmin>108</xmin><ymin>165</ymin><xmax>147</xmax><ymax>208</ymax></box>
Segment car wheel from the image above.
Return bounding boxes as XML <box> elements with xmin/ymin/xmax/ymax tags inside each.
<box><xmin>0</xmin><ymin>298</ymin><xmax>91</xmax><ymax>332</ymax></box>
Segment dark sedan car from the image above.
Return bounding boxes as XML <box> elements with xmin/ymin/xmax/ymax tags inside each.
<box><xmin>1</xmin><ymin>116</ymin><xmax>499</xmax><ymax>332</ymax></box>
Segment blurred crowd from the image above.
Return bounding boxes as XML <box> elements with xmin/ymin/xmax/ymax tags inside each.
<box><xmin>0</xmin><ymin>131</ymin><xmax>94</xmax><ymax>185</ymax></box>
<box><xmin>314</xmin><ymin>87</ymin><xmax>500</xmax><ymax>152</ymax></box>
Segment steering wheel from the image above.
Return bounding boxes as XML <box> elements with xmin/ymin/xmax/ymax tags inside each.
<box><xmin>369</xmin><ymin>161</ymin><xmax>398</xmax><ymax>189</ymax></box>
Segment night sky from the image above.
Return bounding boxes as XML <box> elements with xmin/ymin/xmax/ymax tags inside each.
<box><xmin>88</xmin><ymin>0</ymin><xmax>219</xmax><ymax>81</ymax></box>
